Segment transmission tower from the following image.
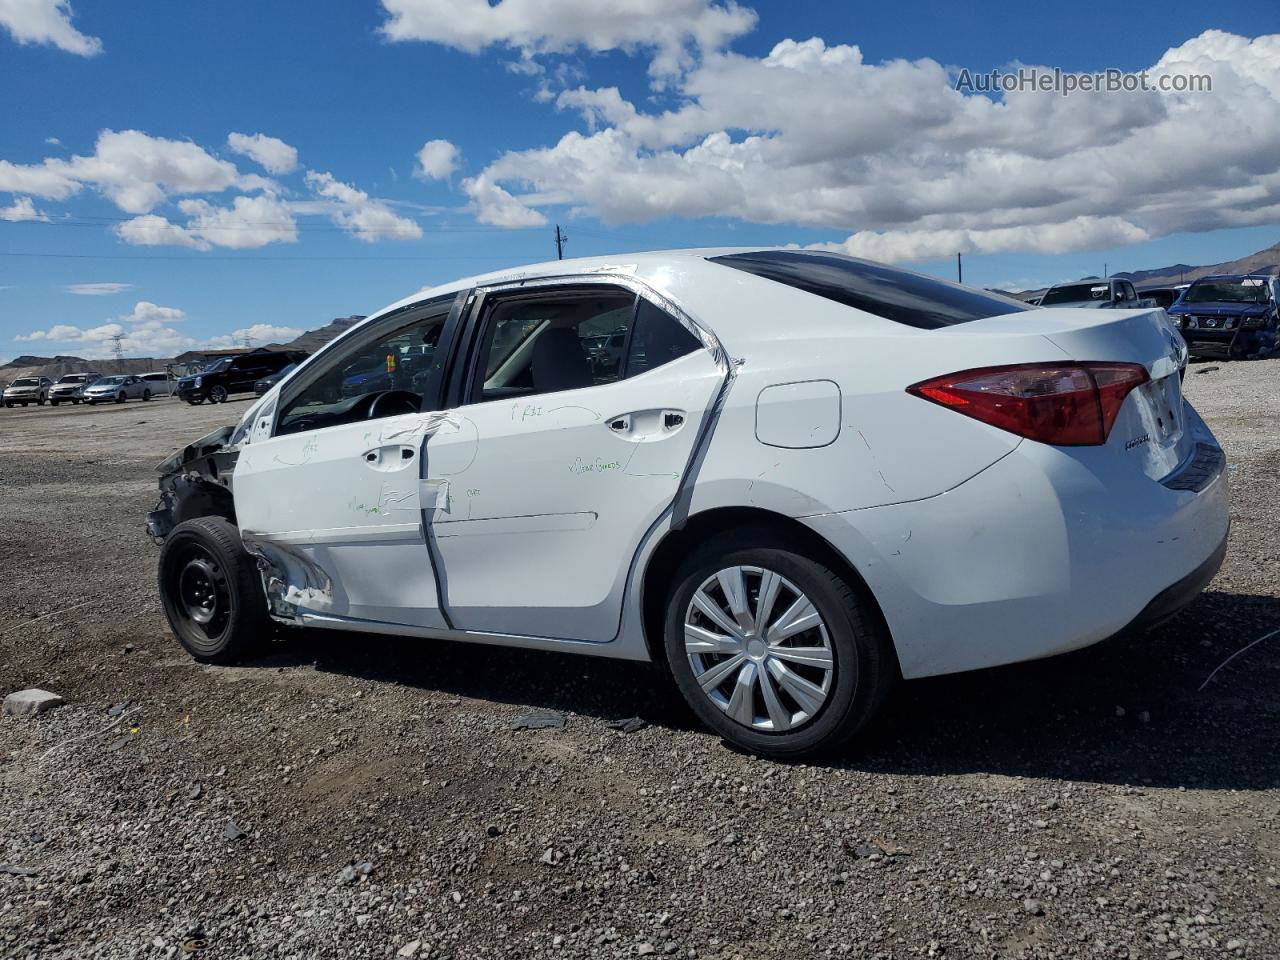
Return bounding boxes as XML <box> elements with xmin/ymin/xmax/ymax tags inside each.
<box><xmin>110</xmin><ymin>333</ymin><xmax>125</xmax><ymax>362</ymax></box>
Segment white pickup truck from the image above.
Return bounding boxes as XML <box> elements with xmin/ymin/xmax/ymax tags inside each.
<box><xmin>1039</xmin><ymin>278</ymin><xmax>1155</xmax><ymax>309</ymax></box>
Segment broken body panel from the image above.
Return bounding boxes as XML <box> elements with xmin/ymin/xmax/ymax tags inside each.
<box><xmin>149</xmin><ymin>249</ymin><xmax>1229</xmax><ymax>678</ymax></box>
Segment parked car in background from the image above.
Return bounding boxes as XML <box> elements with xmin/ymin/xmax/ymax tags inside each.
<box><xmin>83</xmin><ymin>374</ymin><xmax>152</xmax><ymax>404</ymax></box>
<box><xmin>4</xmin><ymin>376</ymin><xmax>52</xmax><ymax>406</ymax></box>
<box><xmin>49</xmin><ymin>372</ymin><xmax>102</xmax><ymax>405</ymax></box>
<box><xmin>141</xmin><ymin>371</ymin><xmax>177</xmax><ymax>397</ymax></box>
<box><xmin>1138</xmin><ymin>284</ymin><xmax>1190</xmax><ymax>310</ymax></box>
<box><xmin>1166</xmin><ymin>275</ymin><xmax>1280</xmax><ymax>360</ymax></box>
<box><xmin>254</xmin><ymin>363</ymin><xmax>297</xmax><ymax>396</ymax></box>
<box><xmin>177</xmin><ymin>351</ymin><xmax>305</xmax><ymax>405</ymax></box>
<box><xmin>1040</xmin><ymin>278</ymin><xmax>1155</xmax><ymax>309</ymax></box>
<box><xmin>149</xmin><ymin>248</ymin><xmax>1227</xmax><ymax>758</ymax></box>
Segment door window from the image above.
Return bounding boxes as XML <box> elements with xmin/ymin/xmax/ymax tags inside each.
<box><xmin>276</xmin><ymin>305</ymin><xmax>451</xmax><ymax>437</ymax></box>
<box><xmin>471</xmin><ymin>287</ymin><xmax>702</xmax><ymax>403</ymax></box>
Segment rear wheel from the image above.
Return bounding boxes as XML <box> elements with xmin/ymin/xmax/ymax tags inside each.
<box><xmin>37</xmin><ymin>398</ymin><xmax>45</xmax><ymax>406</ymax></box>
<box><xmin>142</xmin><ymin>389</ymin><xmax>152</xmax><ymax>401</ymax></box>
<box><xmin>663</xmin><ymin>530</ymin><xmax>896</xmax><ymax>758</ymax></box>
<box><xmin>159</xmin><ymin>517</ymin><xmax>269</xmax><ymax>664</ymax></box>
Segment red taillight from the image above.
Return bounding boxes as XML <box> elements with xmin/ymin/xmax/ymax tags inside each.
<box><xmin>906</xmin><ymin>362</ymin><xmax>1149</xmax><ymax>446</ymax></box>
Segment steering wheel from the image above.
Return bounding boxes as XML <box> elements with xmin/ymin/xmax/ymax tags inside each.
<box><xmin>366</xmin><ymin>390</ymin><xmax>420</xmax><ymax>420</ymax></box>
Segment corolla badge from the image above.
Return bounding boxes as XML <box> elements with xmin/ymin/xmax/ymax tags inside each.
<box><xmin>1125</xmin><ymin>433</ymin><xmax>1151</xmax><ymax>451</ymax></box>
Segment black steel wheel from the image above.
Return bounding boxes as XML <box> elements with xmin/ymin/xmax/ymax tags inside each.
<box><xmin>159</xmin><ymin>517</ymin><xmax>270</xmax><ymax>663</ymax></box>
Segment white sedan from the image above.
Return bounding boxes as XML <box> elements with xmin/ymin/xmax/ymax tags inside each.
<box><xmin>150</xmin><ymin>249</ymin><xmax>1229</xmax><ymax>757</ymax></box>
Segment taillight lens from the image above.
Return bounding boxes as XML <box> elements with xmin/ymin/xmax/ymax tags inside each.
<box><xmin>907</xmin><ymin>362</ymin><xmax>1149</xmax><ymax>446</ymax></box>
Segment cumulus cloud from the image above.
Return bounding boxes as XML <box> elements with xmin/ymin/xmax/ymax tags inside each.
<box><xmin>0</xmin><ymin>195</ymin><xmax>48</xmax><ymax>221</ymax></box>
<box><xmin>305</xmin><ymin>170</ymin><xmax>423</xmax><ymax>241</ymax></box>
<box><xmin>0</xmin><ymin>0</ymin><xmax>101</xmax><ymax>56</ymax></box>
<box><xmin>0</xmin><ymin>129</ymin><xmax>253</xmax><ymax>214</ymax></box>
<box><xmin>415</xmin><ymin>139</ymin><xmax>459</xmax><ymax>180</ymax></box>
<box><xmin>459</xmin><ymin>29</ymin><xmax>1280</xmax><ymax>260</ymax></box>
<box><xmin>65</xmin><ymin>282</ymin><xmax>133</xmax><ymax>295</ymax></box>
<box><xmin>227</xmin><ymin>132</ymin><xmax>299</xmax><ymax>175</ymax></box>
<box><xmin>12</xmin><ymin>302</ymin><xmax>302</xmax><ymax>358</ymax></box>
<box><xmin>114</xmin><ymin>194</ymin><xmax>298</xmax><ymax>250</ymax></box>
<box><xmin>378</xmin><ymin>0</ymin><xmax>756</xmax><ymax>81</ymax></box>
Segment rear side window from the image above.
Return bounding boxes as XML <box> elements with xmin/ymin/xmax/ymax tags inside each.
<box><xmin>626</xmin><ymin>300</ymin><xmax>702</xmax><ymax>376</ymax></box>
<box><xmin>711</xmin><ymin>251</ymin><xmax>1032</xmax><ymax>329</ymax></box>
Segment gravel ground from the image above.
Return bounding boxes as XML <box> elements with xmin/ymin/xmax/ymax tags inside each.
<box><xmin>1</xmin><ymin>363</ymin><xmax>1277</xmax><ymax>960</ymax></box>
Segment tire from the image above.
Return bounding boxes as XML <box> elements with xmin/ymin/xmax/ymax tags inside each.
<box><xmin>159</xmin><ymin>517</ymin><xmax>270</xmax><ymax>664</ymax></box>
<box><xmin>71</xmin><ymin>399</ymin><xmax>80</xmax><ymax>405</ymax></box>
<box><xmin>142</xmin><ymin>389</ymin><xmax>152</xmax><ymax>401</ymax></box>
<box><xmin>37</xmin><ymin>398</ymin><xmax>46</xmax><ymax>406</ymax></box>
<box><xmin>50</xmin><ymin>400</ymin><xmax>59</xmax><ymax>407</ymax></box>
<box><xmin>209</xmin><ymin>385</ymin><xmax>228</xmax><ymax>404</ymax></box>
<box><xmin>663</xmin><ymin>529</ymin><xmax>897</xmax><ymax>759</ymax></box>
<box><xmin>115</xmin><ymin>392</ymin><xmax>126</xmax><ymax>403</ymax></box>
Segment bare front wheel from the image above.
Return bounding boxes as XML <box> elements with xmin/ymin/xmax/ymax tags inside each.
<box><xmin>664</xmin><ymin>531</ymin><xmax>897</xmax><ymax>758</ymax></box>
<box><xmin>159</xmin><ymin>517</ymin><xmax>269</xmax><ymax>663</ymax></box>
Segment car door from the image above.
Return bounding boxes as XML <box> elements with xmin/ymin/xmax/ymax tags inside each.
<box><xmin>422</xmin><ymin>281</ymin><xmax>724</xmax><ymax>642</ymax></box>
<box><xmin>232</xmin><ymin>294</ymin><xmax>465</xmax><ymax>628</ymax></box>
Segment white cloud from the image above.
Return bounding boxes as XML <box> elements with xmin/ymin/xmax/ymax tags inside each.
<box><xmin>415</xmin><ymin>139</ymin><xmax>460</xmax><ymax>180</ymax></box>
<box><xmin>227</xmin><ymin>132</ymin><xmax>299</xmax><ymax>175</ymax></box>
<box><xmin>0</xmin><ymin>195</ymin><xmax>48</xmax><ymax>221</ymax></box>
<box><xmin>462</xmin><ymin>173</ymin><xmax>547</xmax><ymax>227</ymax></box>
<box><xmin>0</xmin><ymin>0</ymin><xmax>101</xmax><ymax>56</ymax></box>
<box><xmin>0</xmin><ymin>129</ymin><xmax>252</xmax><ymax>214</ymax></box>
<box><xmin>305</xmin><ymin>170</ymin><xmax>423</xmax><ymax>241</ymax></box>
<box><xmin>378</xmin><ymin>0</ymin><xmax>756</xmax><ymax>81</ymax></box>
<box><xmin>65</xmin><ymin>282</ymin><xmax>133</xmax><ymax>295</ymax></box>
<box><xmin>11</xmin><ymin>302</ymin><xmax>301</xmax><ymax>358</ymax></box>
<box><xmin>461</xmin><ymin>29</ymin><xmax>1280</xmax><ymax>259</ymax></box>
<box><xmin>44</xmin><ymin>136</ymin><xmax>60</xmax><ymax>146</ymax></box>
<box><xmin>114</xmin><ymin>194</ymin><xmax>298</xmax><ymax>250</ymax></box>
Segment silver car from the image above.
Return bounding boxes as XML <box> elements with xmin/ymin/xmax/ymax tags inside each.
<box><xmin>3</xmin><ymin>376</ymin><xmax>52</xmax><ymax>407</ymax></box>
<box><xmin>82</xmin><ymin>375</ymin><xmax>153</xmax><ymax>404</ymax></box>
<box><xmin>49</xmin><ymin>372</ymin><xmax>103</xmax><ymax>405</ymax></box>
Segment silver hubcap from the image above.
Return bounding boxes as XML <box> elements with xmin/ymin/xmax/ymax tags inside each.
<box><xmin>684</xmin><ymin>565</ymin><xmax>835</xmax><ymax>732</ymax></box>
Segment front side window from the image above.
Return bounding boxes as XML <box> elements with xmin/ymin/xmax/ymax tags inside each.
<box><xmin>471</xmin><ymin>287</ymin><xmax>703</xmax><ymax>403</ymax></box>
<box><xmin>277</xmin><ymin>306</ymin><xmax>450</xmax><ymax>437</ymax></box>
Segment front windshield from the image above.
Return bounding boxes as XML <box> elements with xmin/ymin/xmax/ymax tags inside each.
<box><xmin>1040</xmin><ymin>283</ymin><xmax>1111</xmax><ymax>306</ymax></box>
<box><xmin>12</xmin><ymin>377</ymin><xmax>39</xmax><ymax>386</ymax></box>
<box><xmin>205</xmin><ymin>358</ymin><xmax>233</xmax><ymax>374</ymax></box>
<box><xmin>57</xmin><ymin>374</ymin><xmax>88</xmax><ymax>384</ymax></box>
<box><xmin>97</xmin><ymin>376</ymin><xmax>125</xmax><ymax>385</ymax></box>
<box><xmin>1184</xmin><ymin>278</ymin><xmax>1270</xmax><ymax>304</ymax></box>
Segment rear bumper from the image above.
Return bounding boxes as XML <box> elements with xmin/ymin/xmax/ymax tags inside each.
<box><xmin>802</xmin><ymin>404</ymin><xmax>1230</xmax><ymax>679</ymax></box>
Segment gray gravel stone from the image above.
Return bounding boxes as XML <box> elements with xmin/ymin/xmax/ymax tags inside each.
<box><xmin>3</xmin><ymin>688</ymin><xmax>64</xmax><ymax>717</ymax></box>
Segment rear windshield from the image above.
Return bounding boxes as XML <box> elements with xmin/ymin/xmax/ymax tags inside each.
<box><xmin>1040</xmin><ymin>282</ymin><xmax>1112</xmax><ymax>306</ymax></box>
<box><xmin>709</xmin><ymin>251</ymin><xmax>1031</xmax><ymax>330</ymax></box>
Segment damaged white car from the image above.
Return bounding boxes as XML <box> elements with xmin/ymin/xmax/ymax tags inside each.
<box><xmin>149</xmin><ymin>249</ymin><xmax>1229</xmax><ymax>757</ymax></box>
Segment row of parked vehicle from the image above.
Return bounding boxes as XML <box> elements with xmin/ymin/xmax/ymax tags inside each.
<box><xmin>1033</xmin><ymin>273</ymin><xmax>1280</xmax><ymax>360</ymax></box>
<box><xmin>1</xmin><ymin>371</ymin><xmax>177</xmax><ymax>407</ymax></box>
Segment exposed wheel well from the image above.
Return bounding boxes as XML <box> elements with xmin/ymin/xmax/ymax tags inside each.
<box><xmin>640</xmin><ymin>506</ymin><xmax>898</xmax><ymax>671</ymax></box>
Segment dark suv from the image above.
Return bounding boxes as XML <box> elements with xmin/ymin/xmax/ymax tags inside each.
<box><xmin>1167</xmin><ymin>274</ymin><xmax>1280</xmax><ymax>359</ymax></box>
<box><xmin>176</xmin><ymin>351</ymin><xmax>306</xmax><ymax>405</ymax></box>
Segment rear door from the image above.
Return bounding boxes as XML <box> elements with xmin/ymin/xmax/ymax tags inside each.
<box><xmin>422</xmin><ymin>281</ymin><xmax>724</xmax><ymax>642</ymax></box>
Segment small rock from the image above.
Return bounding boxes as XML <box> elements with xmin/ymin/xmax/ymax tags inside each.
<box><xmin>510</xmin><ymin>712</ymin><xmax>566</xmax><ymax>731</ymax></box>
<box><xmin>222</xmin><ymin>821</ymin><xmax>247</xmax><ymax>842</ymax></box>
<box><xmin>0</xmin><ymin>863</ymin><xmax>38</xmax><ymax>877</ymax></box>
<box><xmin>1023</xmin><ymin>899</ymin><xmax>1044</xmax><ymax>916</ymax></box>
<box><xmin>107</xmin><ymin>701</ymin><xmax>131</xmax><ymax>717</ymax></box>
<box><xmin>3</xmin><ymin>689</ymin><xmax>65</xmax><ymax>717</ymax></box>
<box><xmin>638</xmin><ymin>944</ymin><xmax>657</xmax><ymax>956</ymax></box>
<box><xmin>398</xmin><ymin>940</ymin><xmax>422</xmax><ymax>957</ymax></box>
<box><xmin>186</xmin><ymin>783</ymin><xmax>202</xmax><ymax>801</ymax></box>
<box><xmin>607</xmin><ymin>716</ymin><xmax>648</xmax><ymax>734</ymax></box>
<box><xmin>486</xmin><ymin>824</ymin><xmax>502</xmax><ymax>837</ymax></box>
<box><xmin>1032</xmin><ymin>819</ymin><xmax>1050</xmax><ymax>829</ymax></box>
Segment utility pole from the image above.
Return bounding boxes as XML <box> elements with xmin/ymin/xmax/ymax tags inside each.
<box><xmin>110</xmin><ymin>333</ymin><xmax>124</xmax><ymax>364</ymax></box>
<box><xmin>1104</xmin><ymin>262</ymin><xmax>1108</xmax><ymax>279</ymax></box>
<box><xmin>554</xmin><ymin>225</ymin><xmax>567</xmax><ymax>261</ymax></box>
<box><xmin>957</xmin><ymin>252</ymin><xmax>962</xmax><ymax>284</ymax></box>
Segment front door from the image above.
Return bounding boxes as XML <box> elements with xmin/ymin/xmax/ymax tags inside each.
<box><xmin>233</xmin><ymin>295</ymin><xmax>463</xmax><ymax>628</ymax></box>
<box><xmin>424</xmin><ymin>285</ymin><xmax>723</xmax><ymax>642</ymax></box>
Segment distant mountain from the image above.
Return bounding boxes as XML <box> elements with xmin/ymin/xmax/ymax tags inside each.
<box><xmin>281</xmin><ymin>315</ymin><xmax>366</xmax><ymax>354</ymax></box>
<box><xmin>1015</xmin><ymin>240</ymin><xmax>1280</xmax><ymax>300</ymax></box>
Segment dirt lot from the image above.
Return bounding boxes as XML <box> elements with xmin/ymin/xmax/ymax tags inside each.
<box><xmin>1</xmin><ymin>363</ymin><xmax>1277</xmax><ymax>960</ymax></box>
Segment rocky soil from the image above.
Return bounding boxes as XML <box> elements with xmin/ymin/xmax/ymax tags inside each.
<box><xmin>1</xmin><ymin>361</ymin><xmax>1277</xmax><ymax>959</ymax></box>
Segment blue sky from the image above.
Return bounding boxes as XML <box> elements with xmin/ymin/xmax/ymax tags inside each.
<box><xmin>1</xmin><ymin>0</ymin><xmax>1277</xmax><ymax>361</ymax></box>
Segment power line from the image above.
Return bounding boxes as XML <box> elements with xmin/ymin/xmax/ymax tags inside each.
<box><xmin>0</xmin><ymin>250</ymin><xmax>515</xmax><ymax>262</ymax></box>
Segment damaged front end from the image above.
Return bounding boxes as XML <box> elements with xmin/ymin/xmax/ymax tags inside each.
<box><xmin>146</xmin><ymin>426</ymin><xmax>240</xmax><ymax>542</ymax></box>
